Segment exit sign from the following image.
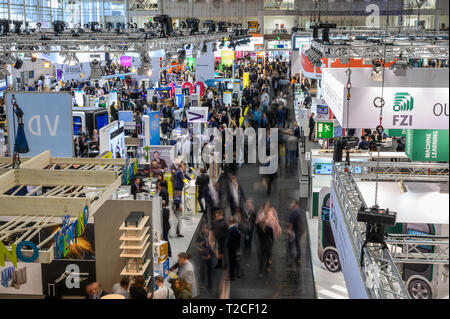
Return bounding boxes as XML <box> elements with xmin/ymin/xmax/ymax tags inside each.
<box><xmin>316</xmin><ymin>121</ymin><xmax>334</xmax><ymax>139</ymax></box>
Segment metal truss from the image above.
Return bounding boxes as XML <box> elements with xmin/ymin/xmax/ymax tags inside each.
<box><xmin>0</xmin><ymin>31</ymin><xmax>228</xmax><ymax>54</ymax></box>
<box><xmin>353</xmin><ymin>162</ymin><xmax>449</xmax><ymax>182</ymax></box>
<box><xmin>385</xmin><ymin>234</ymin><xmax>449</xmax><ymax>265</ymax></box>
<box><xmin>332</xmin><ymin>162</ymin><xmax>410</xmax><ymax>299</ymax></box>
<box><xmin>311</xmin><ymin>41</ymin><xmax>449</xmax><ymax>60</ymax></box>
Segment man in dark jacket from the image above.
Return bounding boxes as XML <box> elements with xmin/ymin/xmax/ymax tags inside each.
<box><xmin>162</xmin><ymin>200</ymin><xmax>172</xmax><ymax>257</ymax></box>
<box><xmin>213</xmin><ymin>210</ymin><xmax>228</xmax><ymax>269</ymax></box>
<box><xmin>309</xmin><ymin>112</ymin><xmax>316</xmax><ymax>141</ymax></box>
<box><xmin>131</xmin><ymin>176</ymin><xmax>146</xmax><ymax>200</ymax></box>
<box><xmin>157</xmin><ymin>182</ymin><xmax>170</xmax><ymax>207</ymax></box>
<box><xmin>226</xmin><ymin>216</ymin><xmax>241</xmax><ymax>280</ymax></box>
<box><xmin>195</xmin><ymin>168</ymin><xmax>210</xmax><ymax>213</ymax></box>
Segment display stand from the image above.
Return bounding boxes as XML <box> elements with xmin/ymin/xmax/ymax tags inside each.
<box><xmin>119</xmin><ymin>215</ymin><xmax>151</xmax><ymax>279</ymax></box>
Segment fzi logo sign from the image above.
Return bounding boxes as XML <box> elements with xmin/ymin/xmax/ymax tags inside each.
<box><xmin>393</xmin><ymin>92</ymin><xmax>414</xmax><ymax>127</ymax></box>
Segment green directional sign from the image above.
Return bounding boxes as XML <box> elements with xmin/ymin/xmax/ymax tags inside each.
<box><xmin>405</xmin><ymin>129</ymin><xmax>449</xmax><ymax>162</ymax></box>
<box><xmin>316</xmin><ymin>121</ymin><xmax>334</xmax><ymax>139</ymax></box>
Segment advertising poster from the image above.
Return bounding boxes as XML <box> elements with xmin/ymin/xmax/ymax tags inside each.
<box><xmin>176</xmin><ymin>94</ymin><xmax>183</xmax><ymax>109</ymax></box>
<box><xmin>221</xmin><ymin>50</ymin><xmax>235</xmax><ymax>67</ymax></box>
<box><xmin>223</xmin><ymin>91</ymin><xmax>232</xmax><ymax>106</ymax></box>
<box><xmin>329</xmin><ymin>186</ymin><xmax>369</xmax><ymax>299</ymax></box>
<box><xmin>149</xmin><ymin>111</ymin><xmax>161</xmax><ymax>146</ymax></box>
<box><xmin>57</xmin><ymin>63</ymin><xmax>91</xmax><ymax>82</ymax></box>
<box><xmin>74</xmin><ymin>91</ymin><xmax>84</xmax><ymax>107</ymax></box>
<box><xmin>149</xmin><ymin>145</ymin><xmax>175</xmax><ymax>174</ymax></box>
<box><xmin>0</xmin><ymin>262</ymin><xmax>43</xmax><ymax>295</ymax></box>
<box><xmin>243</xmin><ymin>73</ymin><xmax>249</xmax><ymax>89</ymax></box>
<box><xmin>108</xmin><ymin>90</ymin><xmax>118</xmax><ymax>107</ymax></box>
<box><xmin>405</xmin><ymin>129</ymin><xmax>449</xmax><ymax>162</ymax></box>
<box><xmin>99</xmin><ymin>121</ymin><xmax>125</xmax><ymax>159</ymax></box>
<box><xmin>6</xmin><ymin>92</ymin><xmax>73</xmax><ymax>157</ymax></box>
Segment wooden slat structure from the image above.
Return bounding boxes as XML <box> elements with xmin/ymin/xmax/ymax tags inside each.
<box><xmin>0</xmin><ymin>151</ymin><xmax>129</xmax><ymax>217</ymax></box>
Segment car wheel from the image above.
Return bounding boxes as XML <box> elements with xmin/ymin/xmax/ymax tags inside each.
<box><xmin>323</xmin><ymin>250</ymin><xmax>341</xmax><ymax>273</ymax></box>
<box><xmin>408</xmin><ymin>279</ymin><xmax>432</xmax><ymax>299</ymax></box>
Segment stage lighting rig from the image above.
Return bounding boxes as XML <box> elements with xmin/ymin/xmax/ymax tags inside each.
<box><xmin>177</xmin><ymin>49</ymin><xmax>186</xmax><ymax>62</ymax></box>
<box><xmin>52</xmin><ymin>21</ymin><xmax>66</xmax><ymax>35</ymax></box>
<box><xmin>333</xmin><ymin>136</ymin><xmax>360</xmax><ymax>164</ymax></box>
<box><xmin>357</xmin><ymin>205</ymin><xmax>397</xmax><ymax>267</ymax></box>
<box><xmin>204</xmin><ymin>20</ymin><xmax>216</xmax><ymax>34</ymax></box>
<box><xmin>390</xmin><ymin>56</ymin><xmax>410</xmax><ymax>77</ymax></box>
<box><xmin>154</xmin><ymin>15</ymin><xmax>173</xmax><ymax>38</ymax></box>
<box><xmin>218</xmin><ymin>22</ymin><xmax>227</xmax><ymax>33</ymax></box>
<box><xmin>187</xmin><ymin>18</ymin><xmax>200</xmax><ymax>35</ymax></box>
<box><xmin>0</xmin><ymin>19</ymin><xmax>11</xmax><ymax>35</ymax></box>
<box><xmin>12</xmin><ymin>21</ymin><xmax>22</xmax><ymax>35</ymax></box>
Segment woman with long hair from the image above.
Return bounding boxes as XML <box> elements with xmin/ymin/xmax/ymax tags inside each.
<box><xmin>172</xmin><ymin>277</ymin><xmax>192</xmax><ymax>299</ymax></box>
<box><xmin>255</xmin><ymin>201</ymin><xmax>281</xmax><ymax>278</ymax></box>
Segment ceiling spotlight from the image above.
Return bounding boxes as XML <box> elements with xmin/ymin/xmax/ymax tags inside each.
<box><xmin>370</xmin><ymin>59</ymin><xmax>383</xmax><ymax>81</ymax></box>
<box><xmin>44</xmin><ymin>61</ymin><xmax>50</xmax><ymax>69</ymax></box>
<box><xmin>31</xmin><ymin>53</ymin><xmax>37</xmax><ymax>62</ymax></box>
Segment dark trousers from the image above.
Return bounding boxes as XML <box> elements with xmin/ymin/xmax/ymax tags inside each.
<box><xmin>163</xmin><ymin>231</ymin><xmax>172</xmax><ymax>256</ymax></box>
<box><xmin>197</xmin><ymin>192</ymin><xmax>207</xmax><ymax>212</ymax></box>
<box><xmin>258</xmin><ymin>244</ymin><xmax>272</xmax><ymax>274</ymax></box>
<box><xmin>244</xmin><ymin>225</ymin><xmax>254</xmax><ymax>255</ymax></box>
<box><xmin>228</xmin><ymin>247</ymin><xmax>239</xmax><ymax>279</ymax></box>
<box><xmin>199</xmin><ymin>257</ymin><xmax>213</xmax><ymax>290</ymax></box>
<box><xmin>288</xmin><ymin>231</ymin><xmax>301</xmax><ymax>261</ymax></box>
<box><xmin>309</xmin><ymin>127</ymin><xmax>314</xmax><ymax>140</ymax></box>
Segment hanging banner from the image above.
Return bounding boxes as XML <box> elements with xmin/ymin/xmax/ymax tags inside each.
<box><xmin>195</xmin><ymin>43</ymin><xmax>215</xmax><ymax>84</ymax></box>
<box><xmin>6</xmin><ymin>92</ymin><xmax>73</xmax><ymax>157</ymax></box>
<box><xmin>223</xmin><ymin>91</ymin><xmax>232</xmax><ymax>107</ymax></box>
<box><xmin>149</xmin><ymin>111</ymin><xmax>161</xmax><ymax>146</ymax></box>
<box><xmin>322</xmin><ymin>68</ymin><xmax>449</xmax><ymax>129</ymax></box>
<box><xmin>405</xmin><ymin>129</ymin><xmax>449</xmax><ymax>162</ymax></box>
<box><xmin>57</xmin><ymin>63</ymin><xmax>91</xmax><ymax>82</ymax></box>
<box><xmin>243</xmin><ymin>73</ymin><xmax>249</xmax><ymax>89</ymax></box>
<box><xmin>176</xmin><ymin>94</ymin><xmax>183</xmax><ymax>109</ymax></box>
<box><xmin>221</xmin><ymin>50</ymin><xmax>235</xmax><ymax>67</ymax></box>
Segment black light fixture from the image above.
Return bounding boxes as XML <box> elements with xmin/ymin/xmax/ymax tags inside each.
<box><xmin>357</xmin><ymin>205</ymin><xmax>397</xmax><ymax>267</ymax></box>
<box><xmin>13</xmin><ymin>58</ymin><xmax>23</xmax><ymax>69</ymax></box>
<box><xmin>201</xmin><ymin>42</ymin><xmax>208</xmax><ymax>53</ymax></box>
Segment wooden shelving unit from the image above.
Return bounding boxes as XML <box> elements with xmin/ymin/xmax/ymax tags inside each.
<box><xmin>119</xmin><ymin>215</ymin><xmax>151</xmax><ymax>277</ymax></box>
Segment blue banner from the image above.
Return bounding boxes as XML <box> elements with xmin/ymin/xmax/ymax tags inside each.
<box><xmin>149</xmin><ymin>111</ymin><xmax>161</xmax><ymax>145</ymax></box>
<box><xmin>6</xmin><ymin>92</ymin><xmax>73</xmax><ymax>157</ymax></box>
<box><xmin>176</xmin><ymin>94</ymin><xmax>183</xmax><ymax>109</ymax></box>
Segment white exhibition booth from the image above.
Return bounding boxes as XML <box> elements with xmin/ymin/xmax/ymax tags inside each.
<box><xmin>357</xmin><ymin>181</ymin><xmax>449</xmax><ymax>225</ymax></box>
<box><xmin>322</xmin><ymin>68</ymin><xmax>450</xmax><ymax>129</ymax></box>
